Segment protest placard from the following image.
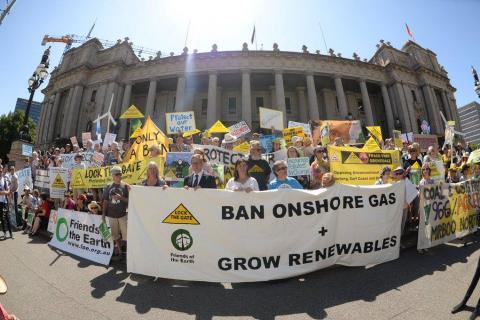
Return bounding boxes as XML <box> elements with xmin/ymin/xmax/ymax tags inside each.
<box><xmin>22</xmin><ymin>143</ymin><xmax>33</xmax><ymax>157</ymax></box>
<box><xmin>164</xmin><ymin>152</ymin><xmax>193</xmax><ymax>181</ymax></box>
<box><xmin>208</xmin><ymin>120</ymin><xmax>230</xmax><ymax>133</ymax></box>
<box><xmin>34</xmin><ymin>169</ymin><xmax>49</xmax><ymax>189</ymax></box>
<box><xmin>17</xmin><ymin>167</ymin><xmax>32</xmax><ymax>192</ymax></box>
<box><xmin>128</xmin><ymin>182</ymin><xmax>403</xmax><ymax>282</ymax></box>
<box><xmin>283</xmin><ymin>126</ymin><xmax>305</xmax><ymax>145</ymax></box>
<box><xmin>412</xmin><ymin>134</ymin><xmax>438</xmax><ymax>152</ymax></box>
<box><xmin>327</xmin><ymin>145</ymin><xmax>401</xmax><ymax>185</ymax></box>
<box><xmin>259</xmin><ymin>107</ymin><xmax>284</xmax><ymax>130</ymax></box>
<box><xmin>233</xmin><ymin>141</ymin><xmax>250</xmax><ymax>154</ymax></box>
<box><xmin>49</xmin><ymin>167</ymin><xmax>70</xmax><ymax>199</ymax></box>
<box><xmin>312</xmin><ymin>120</ymin><xmax>364</xmax><ymax>145</ymax></box>
<box><xmin>194</xmin><ymin>145</ymin><xmax>245</xmax><ymax>167</ymax></box>
<box><xmin>102</xmin><ymin>133</ymin><xmax>117</xmax><ymax>149</ymax></box>
<box><xmin>418</xmin><ymin>180</ymin><xmax>480</xmax><ymax>250</ymax></box>
<box><xmin>49</xmin><ymin>209</ymin><xmax>113</xmax><ymax>265</ymax></box>
<box><xmin>259</xmin><ymin>135</ymin><xmax>276</xmax><ymax>153</ymax></box>
<box><xmin>70</xmin><ymin>136</ymin><xmax>79</xmax><ymax>148</ymax></box>
<box><xmin>288</xmin><ymin>121</ymin><xmax>311</xmax><ymax>136</ymax></box>
<box><xmin>91</xmin><ymin>152</ymin><xmax>104</xmax><ymax>167</ymax></box>
<box><xmin>287</xmin><ymin>157</ymin><xmax>310</xmax><ymax>176</ymax></box>
<box><xmin>228</xmin><ymin>121</ymin><xmax>251</xmax><ymax>138</ymax></box>
<box><xmin>82</xmin><ymin>132</ymin><xmax>92</xmax><ymax>146</ymax></box>
<box><xmin>120</xmin><ymin>105</ymin><xmax>144</xmax><ymax>119</ymax></box>
<box><xmin>123</xmin><ymin>117</ymin><xmax>169</xmax><ymax>162</ymax></box>
<box><xmin>165</xmin><ymin>111</ymin><xmax>196</xmax><ymax>134</ymax></box>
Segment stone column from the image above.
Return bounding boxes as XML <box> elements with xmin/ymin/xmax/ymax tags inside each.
<box><xmin>65</xmin><ymin>85</ymin><xmax>84</xmax><ymax>138</ymax></box>
<box><xmin>393</xmin><ymin>82</ymin><xmax>413</xmax><ymax>133</ymax></box>
<box><xmin>422</xmin><ymin>85</ymin><xmax>442</xmax><ymax>134</ymax></box>
<box><xmin>241</xmin><ymin>70</ymin><xmax>252</xmax><ymax>127</ymax></box>
<box><xmin>269</xmin><ymin>85</ymin><xmax>276</xmax><ymax>108</ymax></box>
<box><xmin>440</xmin><ymin>90</ymin><xmax>453</xmax><ymax>121</ymax></box>
<box><xmin>175</xmin><ymin>75</ymin><xmax>186</xmax><ymax>112</ymax></box>
<box><xmin>306</xmin><ymin>73</ymin><xmax>319</xmax><ymax>120</ymax></box>
<box><xmin>296</xmin><ymin>86</ymin><xmax>308</xmax><ymax>123</ymax></box>
<box><xmin>216</xmin><ymin>86</ymin><xmax>223</xmax><ymax>120</ymax></box>
<box><xmin>145</xmin><ymin>79</ymin><xmax>157</xmax><ymax>117</ymax></box>
<box><xmin>119</xmin><ymin>82</ymin><xmax>132</xmax><ymax>139</ymax></box>
<box><xmin>380</xmin><ymin>84</ymin><xmax>395</xmax><ymax>137</ymax></box>
<box><xmin>274</xmin><ymin>70</ymin><xmax>287</xmax><ymax>125</ymax></box>
<box><xmin>321</xmin><ymin>89</ymin><xmax>335</xmax><ymax>119</ymax></box>
<box><xmin>47</xmin><ymin>93</ymin><xmax>61</xmax><ymax>142</ymax></box>
<box><xmin>333</xmin><ymin>75</ymin><xmax>348</xmax><ymax>119</ymax></box>
<box><xmin>60</xmin><ymin>88</ymin><xmax>75</xmax><ymax>137</ymax></box>
<box><xmin>359</xmin><ymin>79</ymin><xmax>374</xmax><ymax>126</ymax></box>
<box><xmin>207</xmin><ymin>72</ymin><xmax>218</xmax><ymax>127</ymax></box>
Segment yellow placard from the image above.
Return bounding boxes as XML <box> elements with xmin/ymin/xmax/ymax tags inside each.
<box><xmin>120</xmin><ymin>105</ymin><xmax>145</xmax><ymax>119</ymax></box>
<box><xmin>71</xmin><ymin>157</ymin><xmax>164</xmax><ymax>189</ymax></box>
<box><xmin>362</xmin><ymin>136</ymin><xmax>381</xmax><ymax>151</ymax></box>
<box><xmin>52</xmin><ymin>174</ymin><xmax>66</xmax><ymax>188</ymax></box>
<box><xmin>366</xmin><ymin>126</ymin><xmax>383</xmax><ymax>142</ymax></box>
<box><xmin>162</xmin><ymin>204</ymin><xmax>200</xmax><ymax>225</ymax></box>
<box><xmin>183</xmin><ymin>129</ymin><xmax>201</xmax><ymax>137</ymax></box>
<box><xmin>208</xmin><ymin>120</ymin><xmax>230</xmax><ymax>133</ymax></box>
<box><xmin>123</xmin><ymin>117</ymin><xmax>170</xmax><ymax>162</ymax></box>
<box><xmin>328</xmin><ymin>145</ymin><xmax>401</xmax><ymax>185</ymax></box>
<box><xmin>282</xmin><ymin>126</ymin><xmax>305</xmax><ymax>145</ymax></box>
<box><xmin>393</xmin><ymin>130</ymin><xmax>403</xmax><ymax>149</ymax></box>
<box><xmin>130</xmin><ymin>127</ymin><xmax>143</xmax><ymax>139</ymax></box>
<box><xmin>233</xmin><ymin>141</ymin><xmax>250</xmax><ymax>154</ymax></box>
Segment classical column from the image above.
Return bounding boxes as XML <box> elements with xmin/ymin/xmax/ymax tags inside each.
<box><xmin>274</xmin><ymin>70</ymin><xmax>287</xmax><ymax>124</ymax></box>
<box><xmin>65</xmin><ymin>85</ymin><xmax>84</xmax><ymax>137</ymax></box>
<box><xmin>216</xmin><ymin>86</ymin><xmax>223</xmax><ymax>120</ymax></box>
<box><xmin>43</xmin><ymin>94</ymin><xmax>55</xmax><ymax>144</ymax></box>
<box><xmin>296</xmin><ymin>86</ymin><xmax>308</xmax><ymax>123</ymax></box>
<box><xmin>321</xmin><ymin>89</ymin><xmax>335</xmax><ymax>119</ymax></box>
<box><xmin>119</xmin><ymin>83</ymin><xmax>132</xmax><ymax>139</ymax></box>
<box><xmin>393</xmin><ymin>82</ymin><xmax>412</xmax><ymax>133</ymax></box>
<box><xmin>207</xmin><ymin>72</ymin><xmax>218</xmax><ymax>127</ymax></box>
<box><xmin>60</xmin><ymin>88</ymin><xmax>75</xmax><ymax>137</ymax></box>
<box><xmin>333</xmin><ymin>75</ymin><xmax>348</xmax><ymax>119</ymax></box>
<box><xmin>380</xmin><ymin>84</ymin><xmax>395</xmax><ymax>137</ymax></box>
<box><xmin>306</xmin><ymin>73</ymin><xmax>319</xmax><ymax>120</ymax></box>
<box><xmin>145</xmin><ymin>79</ymin><xmax>157</xmax><ymax>117</ymax></box>
<box><xmin>440</xmin><ymin>90</ymin><xmax>453</xmax><ymax>121</ymax></box>
<box><xmin>48</xmin><ymin>93</ymin><xmax>61</xmax><ymax>142</ymax></box>
<box><xmin>359</xmin><ymin>79</ymin><xmax>374</xmax><ymax>126</ymax></box>
<box><xmin>36</xmin><ymin>99</ymin><xmax>47</xmax><ymax>144</ymax></box>
<box><xmin>175</xmin><ymin>75</ymin><xmax>186</xmax><ymax>112</ymax></box>
<box><xmin>269</xmin><ymin>85</ymin><xmax>276</xmax><ymax>108</ymax></box>
<box><xmin>241</xmin><ymin>70</ymin><xmax>252</xmax><ymax>127</ymax></box>
<box><xmin>421</xmin><ymin>85</ymin><xmax>442</xmax><ymax>134</ymax></box>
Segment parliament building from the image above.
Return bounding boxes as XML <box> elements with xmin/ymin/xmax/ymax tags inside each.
<box><xmin>36</xmin><ymin>38</ymin><xmax>459</xmax><ymax>145</ymax></box>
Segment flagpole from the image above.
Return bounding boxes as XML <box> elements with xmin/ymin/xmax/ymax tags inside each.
<box><xmin>184</xmin><ymin>20</ymin><xmax>191</xmax><ymax>48</ymax></box>
<box><xmin>318</xmin><ymin>21</ymin><xmax>328</xmax><ymax>53</ymax></box>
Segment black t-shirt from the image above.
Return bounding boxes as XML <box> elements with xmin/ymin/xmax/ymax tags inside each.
<box><xmin>102</xmin><ymin>182</ymin><xmax>129</xmax><ymax>218</ymax></box>
<box><xmin>247</xmin><ymin>158</ymin><xmax>272</xmax><ymax>191</ymax></box>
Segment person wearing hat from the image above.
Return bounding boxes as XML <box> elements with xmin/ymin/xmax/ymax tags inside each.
<box><xmin>103</xmin><ymin>141</ymin><xmax>123</xmax><ymax>166</ymax></box>
<box><xmin>102</xmin><ymin>166</ymin><xmax>130</xmax><ymax>257</ymax></box>
<box><xmin>21</xmin><ymin>185</ymin><xmax>34</xmax><ymax>230</ymax></box>
<box><xmin>211</xmin><ymin>137</ymin><xmax>221</xmax><ymax>147</ymax></box>
<box><xmin>447</xmin><ymin>163</ymin><xmax>459</xmax><ymax>183</ymax></box>
<box><xmin>221</xmin><ymin>133</ymin><xmax>238</xmax><ymax>150</ymax></box>
<box><xmin>87</xmin><ymin>201</ymin><xmax>102</xmax><ymax>215</ymax></box>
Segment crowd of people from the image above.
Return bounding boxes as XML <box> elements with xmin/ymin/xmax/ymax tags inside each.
<box><xmin>0</xmin><ymin>129</ymin><xmax>478</xmax><ymax>260</ymax></box>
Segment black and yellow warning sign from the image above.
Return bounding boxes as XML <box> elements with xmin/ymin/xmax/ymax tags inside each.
<box><xmin>162</xmin><ymin>204</ymin><xmax>200</xmax><ymax>225</ymax></box>
<box><xmin>343</xmin><ymin>152</ymin><xmax>362</xmax><ymax>164</ymax></box>
<box><xmin>52</xmin><ymin>174</ymin><xmax>66</xmax><ymax>188</ymax></box>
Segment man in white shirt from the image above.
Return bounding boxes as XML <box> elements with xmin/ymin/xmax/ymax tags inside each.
<box><xmin>9</xmin><ymin>166</ymin><xmax>20</xmax><ymax>227</ymax></box>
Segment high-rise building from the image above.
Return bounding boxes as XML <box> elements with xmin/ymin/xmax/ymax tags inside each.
<box><xmin>458</xmin><ymin>101</ymin><xmax>480</xmax><ymax>145</ymax></box>
<box><xmin>14</xmin><ymin>98</ymin><xmax>43</xmax><ymax>124</ymax></box>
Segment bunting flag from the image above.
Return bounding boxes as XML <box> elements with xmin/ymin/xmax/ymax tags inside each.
<box><xmin>406</xmin><ymin>23</ymin><xmax>414</xmax><ymax>40</ymax></box>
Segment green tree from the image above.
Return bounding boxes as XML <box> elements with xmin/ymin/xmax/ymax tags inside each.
<box><xmin>0</xmin><ymin>111</ymin><xmax>36</xmax><ymax>163</ymax></box>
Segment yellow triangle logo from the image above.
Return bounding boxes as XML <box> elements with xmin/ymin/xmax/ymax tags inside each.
<box><xmin>120</xmin><ymin>105</ymin><xmax>144</xmax><ymax>119</ymax></box>
<box><xmin>183</xmin><ymin>129</ymin><xmax>201</xmax><ymax>137</ymax></box>
<box><xmin>130</xmin><ymin>127</ymin><xmax>143</xmax><ymax>138</ymax></box>
<box><xmin>366</xmin><ymin>126</ymin><xmax>383</xmax><ymax>142</ymax></box>
<box><xmin>344</xmin><ymin>152</ymin><xmax>363</xmax><ymax>164</ymax></box>
<box><xmin>165</xmin><ymin>169</ymin><xmax>176</xmax><ymax>179</ymax></box>
<box><xmin>412</xmin><ymin>161</ymin><xmax>421</xmax><ymax>169</ymax></box>
<box><xmin>362</xmin><ymin>136</ymin><xmax>381</xmax><ymax>151</ymax></box>
<box><xmin>233</xmin><ymin>141</ymin><xmax>250</xmax><ymax>153</ymax></box>
<box><xmin>162</xmin><ymin>204</ymin><xmax>200</xmax><ymax>225</ymax></box>
<box><xmin>72</xmin><ymin>172</ymin><xmax>84</xmax><ymax>187</ymax></box>
<box><xmin>52</xmin><ymin>174</ymin><xmax>66</xmax><ymax>188</ymax></box>
<box><xmin>208</xmin><ymin>120</ymin><xmax>230</xmax><ymax>133</ymax></box>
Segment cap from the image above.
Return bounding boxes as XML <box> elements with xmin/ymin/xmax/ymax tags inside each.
<box><xmin>110</xmin><ymin>166</ymin><xmax>122</xmax><ymax>175</ymax></box>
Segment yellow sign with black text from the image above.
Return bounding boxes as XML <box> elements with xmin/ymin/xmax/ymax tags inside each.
<box><xmin>162</xmin><ymin>204</ymin><xmax>200</xmax><ymax>225</ymax></box>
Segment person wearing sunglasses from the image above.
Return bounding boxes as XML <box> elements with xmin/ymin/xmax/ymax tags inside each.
<box><xmin>268</xmin><ymin>160</ymin><xmax>303</xmax><ymax>190</ymax></box>
<box><xmin>62</xmin><ymin>191</ymin><xmax>76</xmax><ymax>210</ymax></box>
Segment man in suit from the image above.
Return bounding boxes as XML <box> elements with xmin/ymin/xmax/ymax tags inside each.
<box><xmin>184</xmin><ymin>154</ymin><xmax>217</xmax><ymax>189</ymax></box>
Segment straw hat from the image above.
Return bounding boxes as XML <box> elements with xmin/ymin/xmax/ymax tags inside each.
<box><xmin>87</xmin><ymin>201</ymin><xmax>101</xmax><ymax>211</ymax></box>
<box><xmin>222</xmin><ymin>133</ymin><xmax>238</xmax><ymax>144</ymax></box>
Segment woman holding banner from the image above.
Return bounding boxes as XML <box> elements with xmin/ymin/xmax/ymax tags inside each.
<box><xmin>225</xmin><ymin>158</ymin><xmax>259</xmax><ymax>192</ymax></box>
<box><xmin>141</xmin><ymin>161</ymin><xmax>168</xmax><ymax>188</ymax></box>
<box><xmin>268</xmin><ymin>160</ymin><xmax>303</xmax><ymax>190</ymax></box>
<box><xmin>310</xmin><ymin>146</ymin><xmax>329</xmax><ymax>189</ymax></box>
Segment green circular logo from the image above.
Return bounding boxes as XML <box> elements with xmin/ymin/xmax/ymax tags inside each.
<box><xmin>171</xmin><ymin>229</ymin><xmax>193</xmax><ymax>251</ymax></box>
<box><xmin>56</xmin><ymin>217</ymin><xmax>69</xmax><ymax>242</ymax></box>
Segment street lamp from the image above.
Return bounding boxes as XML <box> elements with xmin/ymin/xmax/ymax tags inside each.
<box><xmin>472</xmin><ymin>66</ymin><xmax>480</xmax><ymax>98</ymax></box>
<box><xmin>18</xmin><ymin>46</ymin><xmax>51</xmax><ymax>142</ymax></box>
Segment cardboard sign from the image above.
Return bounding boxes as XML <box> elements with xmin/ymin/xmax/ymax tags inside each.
<box><xmin>166</xmin><ymin>111</ymin><xmax>196</xmax><ymax>134</ymax></box>
<box><xmin>287</xmin><ymin>157</ymin><xmax>310</xmax><ymax>176</ymax></box>
<box><xmin>82</xmin><ymin>132</ymin><xmax>92</xmax><ymax>146</ymax></box>
<box><xmin>312</xmin><ymin>120</ymin><xmax>364</xmax><ymax>145</ymax></box>
<box><xmin>412</xmin><ymin>134</ymin><xmax>438</xmax><ymax>152</ymax></box>
<box><xmin>49</xmin><ymin>167</ymin><xmax>70</xmax><ymax>199</ymax></box>
<box><xmin>228</xmin><ymin>121</ymin><xmax>251</xmax><ymax>138</ymax></box>
<box><xmin>70</xmin><ymin>136</ymin><xmax>79</xmax><ymax>148</ymax></box>
<box><xmin>288</xmin><ymin>121</ymin><xmax>311</xmax><ymax>136</ymax></box>
<box><xmin>102</xmin><ymin>133</ymin><xmax>117</xmax><ymax>150</ymax></box>
<box><xmin>283</xmin><ymin>126</ymin><xmax>305</xmax><ymax>145</ymax></box>
<box><xmin>259</xmin><ymin>107</ymin><xmax>284</xmax><ymax>130</ymax></box>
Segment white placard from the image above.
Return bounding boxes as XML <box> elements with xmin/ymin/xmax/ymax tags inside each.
<box><xmin>259</xmin><ymin>107</ymin><xmax>284</xmax><ymax>130</ymax></box>
<box><xmin>48</xmin><ymin>167</ymin><xmax>70</xmax><ymax>199</ymax></box>
<box><xmin>17</xmin><ymin>167</ymin><xmax>32</xmax><ymax>193</ymax></box>
<box><xmin>287</xmin><ymin>157</ymin><xmax>310</xmax><ymax>176</ymax></box>
<box><xmin>166</xmin><ymin>111</ymin><xmax>196</xmax><ymax>134</ymax></box>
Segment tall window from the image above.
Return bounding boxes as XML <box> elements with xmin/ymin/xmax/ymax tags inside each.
<box><xmin>201</xmin><ymin>98</ymin><xmax>208</xmax><ymax>115</ymax></box>
<box><xmin>228</xmin><ymin>97</ymin><xmax>236</xmax><ymax>114</ymax></box>
<box><xmin>411</xmin><ymin>90</ymin><xmax>418</xmax><ymax>102</ymax></box>
<box><xmin>90</xmin><ymin>90</ymin><xmax>97</xmax><ymax>102</ymax></box>
<box><xmin>285</xmin><ymin>97</ymin><xmax>292</xmax><ymax>114</ymax></box>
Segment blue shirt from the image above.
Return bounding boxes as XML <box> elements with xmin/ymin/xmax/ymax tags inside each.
<box><xmin>268</xmin><ymin>177</ymin><xmax>303</xmax><ymax>190</ymax></box>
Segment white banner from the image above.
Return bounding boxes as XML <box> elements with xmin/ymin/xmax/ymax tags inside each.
<box><xmin>17</xmin><ymin>167</ymin><xmax>32</xmax><ymax>193</ymax></box>
<box><xmin>49</xmin><ymin>209</ymin><xmax>113</xmax><ymax>265</ymax></box>
<box><xmin>128</xmin><ymin>183</ymin><xmax>404</xmax><ymax>282</ymax></box>
<box><xmin>194</xmin><ymin>145</ymin><xmax>246</xmax><ymax>167</ymax></box>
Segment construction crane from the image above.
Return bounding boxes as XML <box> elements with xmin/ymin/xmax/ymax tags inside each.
<box><xmin>0</xmin><ymin>0</ymin><xmax>16</xmax><ymax>25</ymax></box>
<box><xmin>41</xmin><ymin>34</ymin><xmax>160</xmax><ymax>59</ymax></box>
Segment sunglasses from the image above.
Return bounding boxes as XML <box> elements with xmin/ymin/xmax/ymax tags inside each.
<box><xmin>277</xmin><ymin>167</ymin><xmax>287</xmax><ymax>171</ymax></box>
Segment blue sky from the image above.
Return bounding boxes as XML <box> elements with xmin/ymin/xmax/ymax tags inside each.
<box><xmin>0</xmin><ymin>0</ymin><xmax>479</xmax><ymax>116</ymax></box>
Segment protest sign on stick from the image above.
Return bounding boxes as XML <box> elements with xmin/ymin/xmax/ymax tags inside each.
<box><xmin>259</xmin><ymin>107</ymin><xmax>284</xmax><ymax>130</ymax></box>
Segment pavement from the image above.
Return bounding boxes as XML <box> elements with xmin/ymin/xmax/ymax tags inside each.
<box><xmin>0</xmin><ymin>230</ymin><xmax>480</xmax><ymax>320</ymax></box>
